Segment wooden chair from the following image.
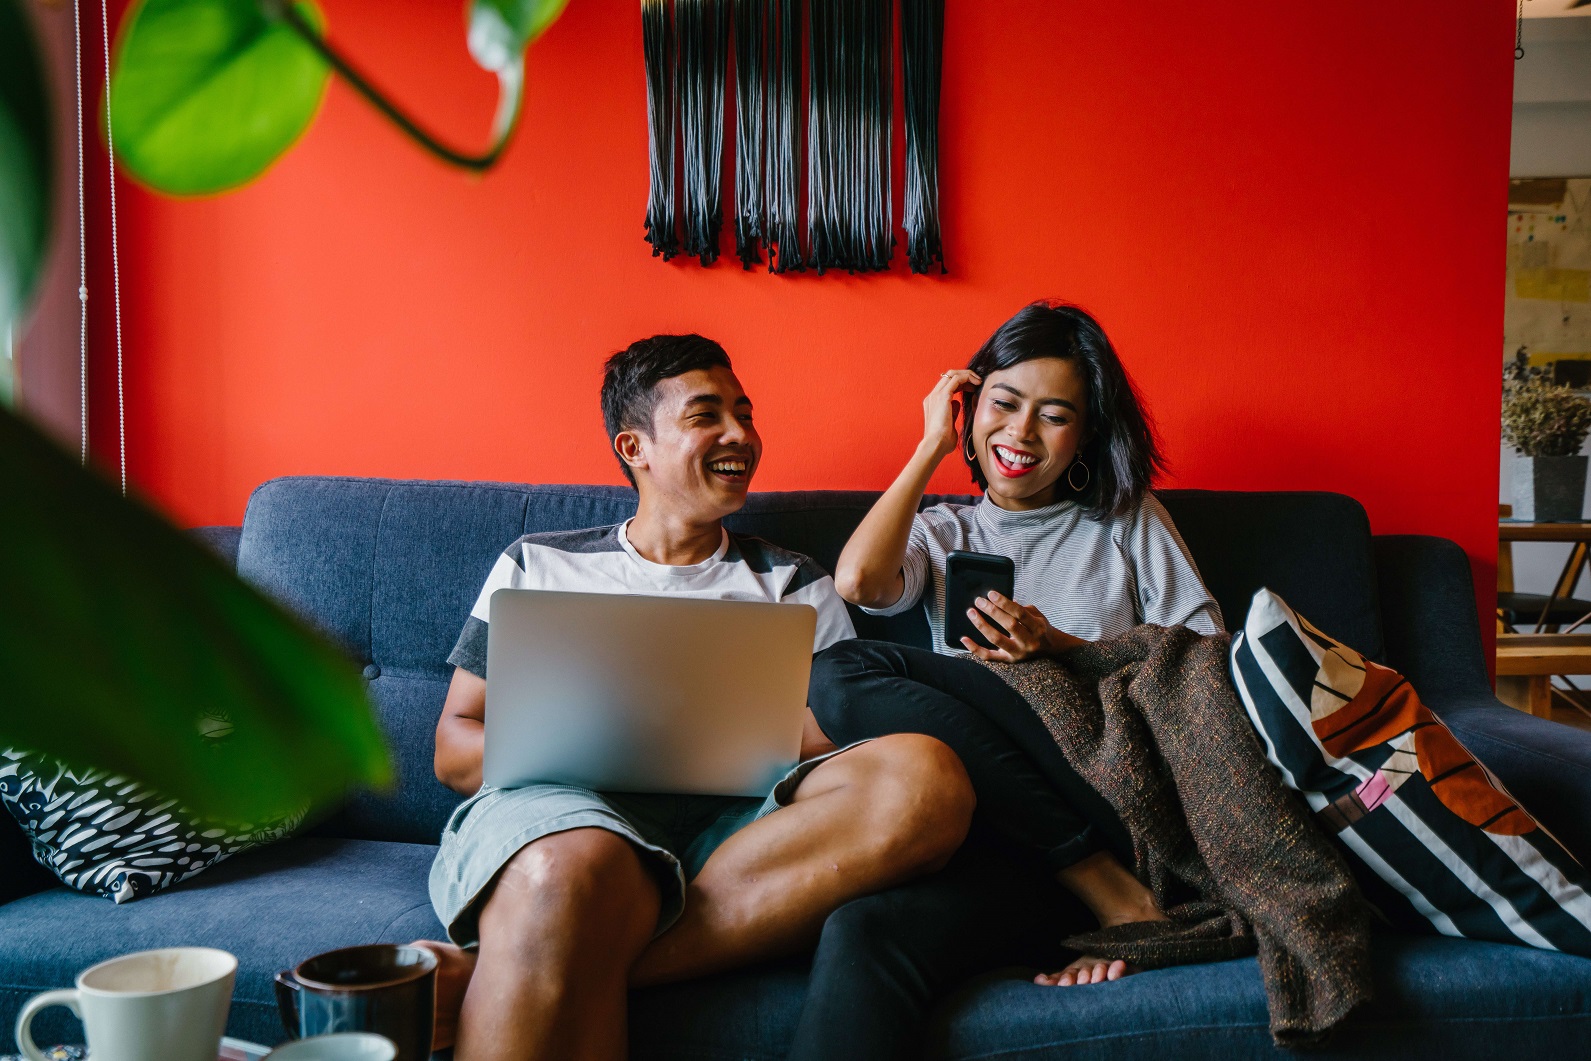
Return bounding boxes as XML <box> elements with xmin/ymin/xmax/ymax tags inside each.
<box><xmin>1496</xmin><ymin>504</ymin><xmax>1591</xmax><ymax>719</ymax></box>
<box><xmin>1496</xmin><ymin>504</ymin><xmax>1591</xmax><ymax>633</ymax></box>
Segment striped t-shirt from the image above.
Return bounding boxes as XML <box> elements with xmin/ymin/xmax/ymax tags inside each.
<box><xmin>449</xmin><ymin>521</ymin><xmax>856</xmax><ymax>678</ymax></box>
<box><xmin>864</xmin><ymin>492</ymin><xmax>1222</xmax><ymax>653</ymax></box>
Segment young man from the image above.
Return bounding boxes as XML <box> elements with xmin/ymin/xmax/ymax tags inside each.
<box><xmin>417</xmin><ymin>335</ymin><xmax>975</xmax><ymax>1061</ymax></box>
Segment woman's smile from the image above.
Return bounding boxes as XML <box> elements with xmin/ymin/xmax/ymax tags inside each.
<box><xmin>990</xmin><ymin>443</ymin><xmax>1042</xmax><ymax>478</ymax></box>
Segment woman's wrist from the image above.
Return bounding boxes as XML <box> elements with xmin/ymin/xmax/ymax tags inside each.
<box><xmin>914</xmin><ymin>437</ymin><xmax>955</xmax><ymax>468</ymax></box>
<box><xmin>1045</xmin><ymin>626</ymin><xmax>1087</xmax><ymax>654</ymax></box>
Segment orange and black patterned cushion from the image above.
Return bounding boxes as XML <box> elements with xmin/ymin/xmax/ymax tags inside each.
<box><xmin>1231</xmin><ymin>588</ymin><xmax>1591</xmax><ymax>956</ymax></box>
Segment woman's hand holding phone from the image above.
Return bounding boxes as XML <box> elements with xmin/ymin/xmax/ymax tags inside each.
<box><xmin>922</xmin><ymin>369</ymin><xmax>982</xmax><ymax>461</ymax></box>
<box><xmin>960</xmin><ymin>592</ymin><xmax>1083</xmax><ymax>662</ymax></box>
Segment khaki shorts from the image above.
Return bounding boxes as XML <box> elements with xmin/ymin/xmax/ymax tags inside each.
<box><xmin>428</xmin><ymin>745</ymin><xmax>859</xmax><ymax>946</ymax></box>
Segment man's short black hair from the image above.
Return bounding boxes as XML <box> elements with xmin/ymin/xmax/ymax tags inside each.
<box><xmin>602</xmin><ymin>334</ymin><xmax>733</xmax><ymax>487</ymax></box>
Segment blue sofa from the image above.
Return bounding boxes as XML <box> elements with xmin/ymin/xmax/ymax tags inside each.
<box><xmin>4</xmin><ymin>477</ymin><xmax>1590</xmax><ymax>1059</ymax></box>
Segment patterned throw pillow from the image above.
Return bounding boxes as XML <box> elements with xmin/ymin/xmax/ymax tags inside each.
<box><xmin>0</xmin><ymin>749</ymin><xmax>303</xmax><ymax>904</ymax></box>
<box><xmin>1229</xmin><ymin>588</ymin><xmax>1591</xmax><ymax>956</ymax></box>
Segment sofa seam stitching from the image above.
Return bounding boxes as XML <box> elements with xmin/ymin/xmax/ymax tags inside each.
<box><xmin>367</xmin><ymin>486</ymin><xmax>394</xmax><ymax>664</ymax></box>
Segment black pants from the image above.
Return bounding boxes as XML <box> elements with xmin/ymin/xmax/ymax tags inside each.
<box><xmin>811</xmin><ymin>639</ymin><xmax>1130</xmax><ymax>868</ymax></box>
<box><xmin>788</xmin><ymin>639</ymin><xmax>1130</xmax><ymax>1061</ymax></box>
<box><xmin>788</xmin><ymin>835</ymin><xmax>1094</xmax><ymax>1061</ymax></box>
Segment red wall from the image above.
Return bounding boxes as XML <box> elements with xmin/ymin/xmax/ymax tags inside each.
<box><xmin>79</xmin><ymin>0</ymin><xmax>1512</xmax><ymax>626</ymax></box>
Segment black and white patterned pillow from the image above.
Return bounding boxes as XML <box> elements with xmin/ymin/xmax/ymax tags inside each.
<box><xmin>0</xmin><ymin>748</ymin><xmax>304</xmax><ymax>904</ymax></box>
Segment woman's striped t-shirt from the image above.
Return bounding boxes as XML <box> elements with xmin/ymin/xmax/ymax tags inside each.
<box><xmin>864</xmin><ymin>492</ymin><xmax>1223</xmax><ymax>652</ymax></box>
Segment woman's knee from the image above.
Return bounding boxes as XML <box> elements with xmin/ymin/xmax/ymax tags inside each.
<box><xmin>809</xmin><ymin>640</ymin><xmax>912</xmax><ymax>739</ymax></box>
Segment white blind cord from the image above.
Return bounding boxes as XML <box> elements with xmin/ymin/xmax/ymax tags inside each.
<box><xmin>99</xmin><ymin>0</ymin><xmax>126</xmax><ymax>496</ymax></box>
<box><xmin>74</xmin><ymin>0</ymin><xmax>87</xmax><ymax>465</ymax></box>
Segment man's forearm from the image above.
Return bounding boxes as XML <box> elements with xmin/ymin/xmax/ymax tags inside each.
<box><xmin>436</xmin><ymin>718</ymin><xmax>485</xmax><ymax>795</ymax></box>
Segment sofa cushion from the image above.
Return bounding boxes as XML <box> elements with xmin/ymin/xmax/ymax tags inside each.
<box><xmin>630</xmin><ymin>935</ymin><xmax>1591</xmax><ymax>1060</ymax></box>
<box><xmin>0</xmin><ymin>838</ymin><xmax>443</xmax><ymax>1049</ymax></box>
<box><xmin>1232</xmin><ymin>589</ymin><xmax>1591</xmax><ymax>956</ymax></box>
<box><xmin>238</xmin><ymin>480</ymin><xmax>640</xmax><ymax>678</ymax></box>
<box><xmin>927</xmin><ymin>934</ymin><xmax>1591</xmax><ymax>1061</ymax></box>
<box><xmin>308</xmin><ymin>675</ymin><xmax>463</xmax><ymax>846</ymax></box>
<box><xmin>1158</xmin><ymin>490</ymin><xmax>1383</xmax><ymax>659</ymax></box>
<box><xmin>0</xmin><ymin>750</ymin><xmax>303</xmax><ymax>904</ymax></box>
<box><xmin>5</xmin><ymin>839</ymin><xmax>1585</xmax><ymax>1060</ymax></box>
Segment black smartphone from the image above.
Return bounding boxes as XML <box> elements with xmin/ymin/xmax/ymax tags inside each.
<box><xmin>943</xmin><ymin>550</ymin><xmax>1016</xmax><ymax>651</ymax></box>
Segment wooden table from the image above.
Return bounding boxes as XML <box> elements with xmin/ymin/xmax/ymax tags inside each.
<box><xmin>1498</xmin><ymin>519</ymin><xmax>1591</xmax><ymax>634</ymax></box>
<box><xmin>1496</xmin><ymin>632</ymin><xmax>1591</xmax><ymax>718</ymax></box>
<box><xmin>1498</xmin><ymin>520</ymin><xmax>1591</xmax><ymax>543</ymax></box>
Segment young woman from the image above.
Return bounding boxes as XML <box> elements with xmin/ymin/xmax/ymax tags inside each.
<box><xmin>789</xmin><ymin>300</ymin><xmax>1223</xmax><ymax>1059</ymax></box>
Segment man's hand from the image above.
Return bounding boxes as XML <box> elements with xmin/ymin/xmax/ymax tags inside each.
<box><xmin>959</xmin><ymin>591</ymin><xmax>1085</xmax><ymax>662</ymax></box>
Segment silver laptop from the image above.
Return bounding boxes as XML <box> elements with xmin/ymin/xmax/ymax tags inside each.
<box><xmin>482</xmin><ymin>589</ymin><xmax>818</xmax><ymax>796</ymax></box>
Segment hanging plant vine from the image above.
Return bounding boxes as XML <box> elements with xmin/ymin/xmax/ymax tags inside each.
<box><xmin>106</xmin><ymin>0</ymin><xmax>571</xmax><ymax>197</ymax></box>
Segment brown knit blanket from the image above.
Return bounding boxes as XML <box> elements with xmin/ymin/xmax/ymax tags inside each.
<box><xmin>980</xmin><ymin>624</ymin><xmax>1373</xmax><ymax>1047</ymax></box>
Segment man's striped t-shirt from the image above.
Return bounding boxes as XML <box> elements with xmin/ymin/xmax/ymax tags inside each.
<box><xmin>864</xmin><ymin>492</ymin><xmax>1222</xmax><ymax>653</ymax></box>
<box><xmin>448</xmin><ymin>521</ymin><xmax>856</xmax><ymax>678</ymax></box>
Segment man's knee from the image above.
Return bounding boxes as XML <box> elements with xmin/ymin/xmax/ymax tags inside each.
<box><xmin>479</xmin><ymin>828</ymin><xmax>659</xmax><ymax>951</ymax></box>
<box><xmin>852</xmin><ymin>734</ymin><xmax>975</xmax><ymax>872</ymax></box>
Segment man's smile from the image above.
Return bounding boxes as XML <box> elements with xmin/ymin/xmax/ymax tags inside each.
<box><xmin>707</xmin><ymin>454</ymin><xmax>752</xmax><ymax>484</ymax></box>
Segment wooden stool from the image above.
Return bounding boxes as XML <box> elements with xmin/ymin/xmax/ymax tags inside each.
<box><xmin>1495</xmin><ymin>633</ymin><xmax>1591</xmax><ymax>718</ymax></box>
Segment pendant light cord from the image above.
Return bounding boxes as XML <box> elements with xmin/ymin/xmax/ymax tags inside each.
<box><xmin>99</xmin><ymin>0</ymin><xmax>127</xmax><ymax>496</ymax></box>
<box><xmin>74</xmin><ymin>0</ymin><xmax>87</xmax><ymax>465</ymax></box>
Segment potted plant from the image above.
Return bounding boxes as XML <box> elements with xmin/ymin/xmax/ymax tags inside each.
<box><xmin>1502</xmin><ymin>356</ymin><xmax>1591</xmax><ymax>522</ymax></box>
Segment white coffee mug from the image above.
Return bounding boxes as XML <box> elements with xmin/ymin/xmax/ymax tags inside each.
<box><xmin>262</xmin><ymin>1032</ymin><xmax>397</xmax><ymax>1061</ymax></box>
<box><xmin>13</xmin><ymin>946</ymin><xmax>237</xmax><ymax>1061</ymax></box>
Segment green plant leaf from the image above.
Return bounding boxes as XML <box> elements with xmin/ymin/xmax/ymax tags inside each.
<box><xmin>109</xmin><ymin>0</ymin><xmax>331</xmax><ymax>196</ymax></box>
<box><xmin>0</xmin><ymin>0</ymin><xmax>53</xmax><ymax>350</ymax></box>
<box><xmin>0</xmin><ymin>404</ymin><xmax>392</xmax><ymax>825</ymax></box>
<box><xmin>467</xmin><ymin>0</ymin><xmax>570</xmax><ymax>140</ymax></box>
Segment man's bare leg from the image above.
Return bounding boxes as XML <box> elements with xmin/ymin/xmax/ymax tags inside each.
<box><xmin>424</xmin><ymin>827</ymin><xmax>661</xmax><ymax>1061</ymax></box>
<box><xmin>1034</xmin><ymin>850</ymin><xmax>1169</xmax><ymax>987</ymax></box>
<box><xmin>630</xmin><ymin>733</ymin><xmax>974</xmax><ymax>985</ymax></box>
<box><xmin>417</xmin><ymin>734</ymin><xmax>973</xmax><ymax>1049</ymax></box>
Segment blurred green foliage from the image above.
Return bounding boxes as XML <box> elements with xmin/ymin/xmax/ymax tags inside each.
<box><xmin>109</xmin><ymin>0</ymin><xmax>331</xmax><ymax>195</ymax></box>
<box><xmin>0</xmin><ymin>0</ymin><xmax>52</xmax><ymax>372</ymax></box>
<box><xmin>0</xmin><ymin>402</ymin><xmax>393</xmax><ymax>824</ymax></box>
<box><xmin>110</xmin><ymin>0</ymin><xmax>572</xmax><ymax>192</ymax></box>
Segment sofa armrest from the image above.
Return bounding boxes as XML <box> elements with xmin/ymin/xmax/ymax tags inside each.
<box><xmin>190</xmin><ymin>525</ymin><xmax>241</xmax><ymax>568</ymax></box>
<box><xmin>1374</xmin><ymin>534</ymin><xmax>1591</xmax><ymax>863</ymax></box>
<box><xmin>1435</xmin><ymin>692</ymin><xmax>1591</xmax><ymax>865</ymax></box>
<box><xmin>1371</xmin><ymin>534</ymin><xmax>1492</xmax><ymax>701</ymax></box>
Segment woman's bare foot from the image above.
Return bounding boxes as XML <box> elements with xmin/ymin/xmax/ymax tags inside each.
<box><xmin>1034</xmin><ymin>956</ymin><xmax>1133</xmax><ymax>986</ymax></box>
<box><xmin>410</xmin><ymin>939</ymin><xmax>478</xmax><ymax>1051</ymax></box>
<box><xmin>1037</xmin><ymin>852</ymin><xmax>1168</xmax><ymax>987</ymax></box>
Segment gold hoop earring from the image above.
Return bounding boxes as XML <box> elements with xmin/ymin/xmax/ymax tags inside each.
<box><xmin>964</xmin><ymin>436</ymin><xmax>977</xmax><ymax>464</ymax></box>
<box><xmin>1067</xmin><ymin>458</ymin><xmax>1090</xmax><ymax>492</ymax></box>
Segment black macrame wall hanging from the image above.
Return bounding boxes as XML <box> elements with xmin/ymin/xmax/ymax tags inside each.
<box><xmin>642</xmin><ymin>0</ymin><xmax>946</xmax><ymax>276</ymax></box>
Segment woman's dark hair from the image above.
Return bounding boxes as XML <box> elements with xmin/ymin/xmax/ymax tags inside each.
<box><xmin>961</xmin><ymin>301</ymin><xmax>1162</xmax><ymax>519</ymax></box>
<box><xmin>602</xmin><ymin>333</ymin><xmax>732</xmax><ymax>487</ymax></box>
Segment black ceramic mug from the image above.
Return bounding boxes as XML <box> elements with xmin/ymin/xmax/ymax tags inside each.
<box><xmin>274</xmin><ymin>944</ymin><xmax>437</xmax><ymax>1061</ymax></box>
